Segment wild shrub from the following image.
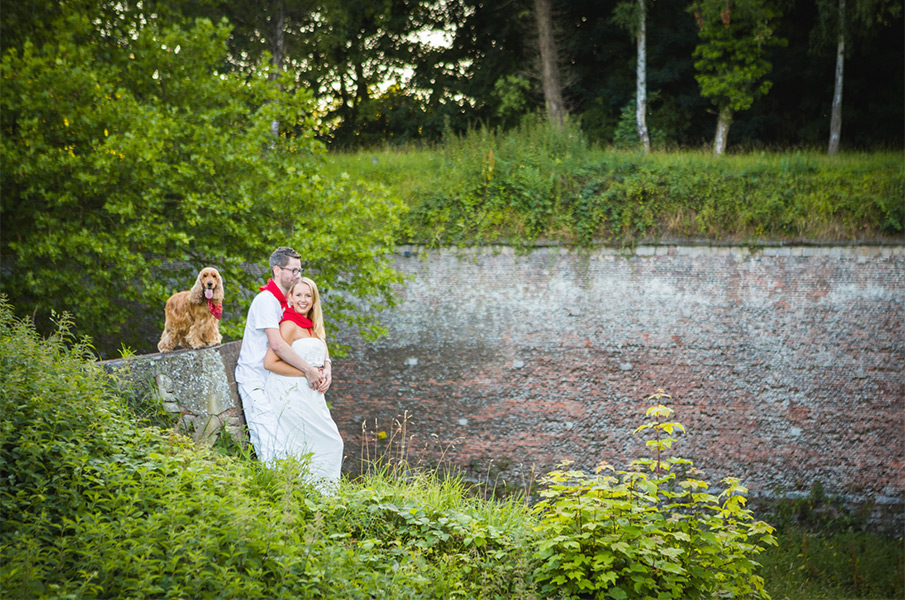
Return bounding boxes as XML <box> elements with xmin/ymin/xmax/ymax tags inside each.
<box><xmin>0</xmin><ymin>298</ymin><xmax>310</xmax><ymax>598</ymax></box>
<box><xmin>322</xmin><ymin>470</ymin><xmax>540</xmax><ymax>599</ymax></box>
<box><xmin>0</xmin><ymin>301</ymin><xmax>129</xmax><ymax>595</ymax></box>
<box><xmin>532</xmin><ymin>391</ymin><xmax>777</xmax><ymax>599</ymax></box>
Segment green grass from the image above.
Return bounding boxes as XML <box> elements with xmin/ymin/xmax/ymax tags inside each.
<box><xmin>756</xmin><ymin>485</ymin><xmax>904</xmax><ymax>600</ymax></box>
<box><xmin>324</xmin><ymin>119</ymin><xmax>905</xmax><ymax>247</ymax></box>
<box><xmin>759</xmin><ymin>528</ymin><xmax>904</xmax><ymax>600</ymax></box>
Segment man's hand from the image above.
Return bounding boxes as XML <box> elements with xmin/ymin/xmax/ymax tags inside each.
<box><xmin>316</xmin><ymin>363</ymin><xmax>332</xmax><ymax>394</ymax></box>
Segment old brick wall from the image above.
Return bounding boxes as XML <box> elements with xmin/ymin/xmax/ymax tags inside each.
<box><xmin>328</xmin><ymin>244</ymin><xmax>904</xmax><ymax>523</ymax></box>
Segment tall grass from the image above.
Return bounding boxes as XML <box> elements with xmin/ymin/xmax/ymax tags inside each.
<box><xmin>755</xmin><ymin>483</ymin><xmax>905</xmax><ymax>600</ymax></box>
<box><xmin>325</xmin><ymin>118</ymin><xmax>904</xmax><ymax>246</ymax></box>
<box><xmin>758</xmin><ymin>528</ymin><xmax>904</xmax><ymax>600</ymax></box>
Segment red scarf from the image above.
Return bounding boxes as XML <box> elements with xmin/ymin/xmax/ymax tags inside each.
<box><xmin>207</xmin><ymin>299</ymin><xmax>222</xmax><ymax>320</ymax></box>
<box><xmin>280</xmin><ymin>306</ymin><xmax>314</xmax><ymax>335</ymax></box>
<box><xmin>259</xmin><ymin>278</ymin><xmax>289</xmax><ymax>312</ymax></box>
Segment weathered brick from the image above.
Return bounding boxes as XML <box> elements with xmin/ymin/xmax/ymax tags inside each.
<box><xmin>330</xmin><ymin>244</ymin><xmax>904</xmax><ymax>529</ymax></box>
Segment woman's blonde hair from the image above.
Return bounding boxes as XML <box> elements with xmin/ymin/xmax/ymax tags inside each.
<box><xmin>289</xmin><ymin>277</ymin><xmax>326</xmax><ymax>339</ymax></box>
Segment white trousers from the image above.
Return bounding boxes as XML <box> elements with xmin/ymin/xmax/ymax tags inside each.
<box><xmin>237</xmin><ymin>381</ymin><xmax>280</xmax><ymax>464</ymax></box>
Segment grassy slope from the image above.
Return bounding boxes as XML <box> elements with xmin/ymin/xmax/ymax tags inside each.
<box><xmin>323</xmin><ymin>126</ymin><xmax>904</xmax><ymax>247</ymax></box>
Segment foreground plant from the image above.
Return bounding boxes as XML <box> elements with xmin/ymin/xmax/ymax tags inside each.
<box><xmin>533</xmin><ymin>391</ymin><xmax>777</xmax><ymax>599</ymax></box>
<box><xmin>0</xmin><ymin>302</ymin><xmax>788</xmax><ymax>599</ymax></box>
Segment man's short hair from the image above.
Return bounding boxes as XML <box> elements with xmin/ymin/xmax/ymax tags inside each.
<box><xmin>270</xmin><ymin>246</ymin><xmax>301</xmax><ymax>269</ymax></box>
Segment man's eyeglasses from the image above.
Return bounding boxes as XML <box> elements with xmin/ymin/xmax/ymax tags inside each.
<box><xmin>279</xmin><ymin>266</ymin><xmax>302</xmax><ymax>276</ymax></box>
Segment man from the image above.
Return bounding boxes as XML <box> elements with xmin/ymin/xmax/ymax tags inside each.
<box><xmin>235</xmin><ymin>246</ymin><xmax>332</xmax><ymax>463</ymax></box>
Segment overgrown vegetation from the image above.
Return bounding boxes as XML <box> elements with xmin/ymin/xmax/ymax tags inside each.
<box><xmin>0</xmin><ymin>299</ymin><xmax>534</xmax><ymax>599</ymax></box>
<box><xmin>325</xmin><ymin>119</ymin><xmax>904</xmax><ymax>247</ymax></box>
<box><xmin>1</xmin><ymin>300</ymin><xmax>899</xmax><ymax>599</ymax></box>
<box><xmin>755</xmin><ymin>483</ymin><xmax>905</xmax><ymax>600</ymax></box>
<box><xmin>759</xmin><ymin>527</ymin><xmax>903</xmax><ymax>600</ymax></box>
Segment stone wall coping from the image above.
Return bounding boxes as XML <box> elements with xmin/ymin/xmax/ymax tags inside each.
<box><xmin>396</xmin><ymin>242</ymin><xmax>905</xmax><ymax>257</ymax></box>
<box><xmin>101</xmin><ymin>341</ymin><xmax>244</xmax><ymax>445</ymax></box>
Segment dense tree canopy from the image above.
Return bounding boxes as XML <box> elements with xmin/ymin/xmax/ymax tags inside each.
<box><xmin>5</xmin><ymin>0</ymin><xmax>899</xmax><ymax>152</ymax></box>
<box><xmin>138</xmin><ymin>0</ymin><xmax>902</xmax><ymax>150</ymax></box>
<box><xmin>1</xmin><ymin>1</ymin><xmax>405</xmax><ymax>355</ymax></box>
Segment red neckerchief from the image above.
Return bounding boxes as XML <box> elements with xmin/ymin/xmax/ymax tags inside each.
<box><xmin>259</xmin><ymin>278</ymin><xmax>289</xmax><ymax>312</ymax></box>
<box><xmin>280</xmin><ymin>306</ymin><xmax>314</xmax><ymax>335</ymax></box>
<box><xmin>207</xmin><ymin>299</ymin><xmax>222</xmax><ymax>320</ymax></box>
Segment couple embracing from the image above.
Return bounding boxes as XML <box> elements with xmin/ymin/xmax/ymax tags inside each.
<box><xmin>235</xmin><ymin>247</ymin><xmax>343</xmax><ymax>492</ymax></box>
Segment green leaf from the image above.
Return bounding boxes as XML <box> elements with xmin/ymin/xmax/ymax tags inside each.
<box><xmin>606</xmin><ymin>586</ymin><xmax>628</xmax><ymax>599</ymax></box>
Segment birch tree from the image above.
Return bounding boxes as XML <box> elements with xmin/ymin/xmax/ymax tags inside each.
<box><xmin>827</xmin><ymin>0</ymin><xmax>846</xmax><ymax>155</ymax></box>
<box><xmin>815</xmin><ymin>0</ymin><xmax>902</xmax><ymax>155</ymax></box>
<box><xmin>613</xmin><ymin>0</ymin><xmax>652</xmax><ymax>152</ymax></box>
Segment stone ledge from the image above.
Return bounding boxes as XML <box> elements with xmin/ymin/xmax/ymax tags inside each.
<box><xmin>101</xmin><ymin>341</ymin><xmax>244</xmax><ymax>445</ymax></box>
<box><xmin>395</xmin><ymin>243</ymin><xmax>905</xmax><ymax>259</ymax></box>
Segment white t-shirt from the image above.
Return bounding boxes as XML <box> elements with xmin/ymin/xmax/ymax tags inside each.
<box><xmin>235</xmin><ymin>290</ymin><xmax>283</xmax><ymax>387</ymax></box>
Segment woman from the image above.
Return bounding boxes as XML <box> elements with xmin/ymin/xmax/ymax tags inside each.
<box><xmin>263</xmin><ymin>277</ymin><xmax>343</xmax><ymax>491</ymax></box>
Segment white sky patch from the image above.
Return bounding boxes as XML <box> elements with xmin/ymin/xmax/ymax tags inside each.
<box><xmin>407</xmin><ymin>26</ymin><xmax>455</xmax><ymax>50</ymax></box>
<box><xmin>373</xmin><ymin>26</ymin><xmax>456</xmax><ymax>94</ymax></box>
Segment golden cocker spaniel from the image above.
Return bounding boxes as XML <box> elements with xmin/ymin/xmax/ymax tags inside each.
<box><xmin>157</xmin><ymin>267</ymin><xmax>224</xmax><ymax>353</ymax></box>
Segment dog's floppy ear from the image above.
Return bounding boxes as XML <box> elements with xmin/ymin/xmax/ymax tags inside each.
<box><xmin>190</xmin><ymin>270</ymin><xmax>205</xmax><ymax>303</ymax></box>
<box><xmin>212</xmin><ymin>269</ymin><xmax>225</xmax><ymax>303</ymax></box>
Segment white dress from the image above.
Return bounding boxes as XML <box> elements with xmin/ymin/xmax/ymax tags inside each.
<box><xmin>262</xmin><ymin>337</ymin><xmax>343</xmax><ymax>491</ymax></box>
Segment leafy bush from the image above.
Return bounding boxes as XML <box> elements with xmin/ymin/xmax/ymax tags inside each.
<box><xmin>532</xmin><ymin>392</ymin><xmax>777</xmax><ymax>599</ymax></box>
<box><xmin>324</xmin><ymin>471</ymin><xmax>540</xmax><ymax>599</ymax></box>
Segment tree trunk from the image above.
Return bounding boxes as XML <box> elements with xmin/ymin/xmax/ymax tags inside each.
<box><xmin>714</xmin><ymin>106</ymin><xmax>732</xmax><ymax>155</ymax></box>
<box><xmin>354</xmin><ymin>60</ymin><xmax>370</xmax><ymax>105</ymax></box>
<box><xmin>533</xmin><ymin>0</ymin><xmax>566</xmax><ymax>127</ymax></box>
<box><xmin>269</xmin><ymin>0</ymin><xmax>285</xmax><ymax>138</ymax></box>
<box><xmin>828</xmin><ymin>0</ymin><xmax>845</xmax><ymax>155</ymax></box>
<box><xmin>636</xmin><ymin>0</ymin><xmax>650</xmax><ymax>152</ymax></box>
